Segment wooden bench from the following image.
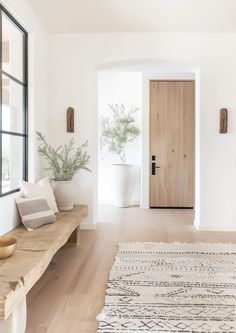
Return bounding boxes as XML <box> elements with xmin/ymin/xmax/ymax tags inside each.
<box><xmin>0</xmin><ymin>205</ymin><xmax>88</xmax><ymax>333</ymax></box>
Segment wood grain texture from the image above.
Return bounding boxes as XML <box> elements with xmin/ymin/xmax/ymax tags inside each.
<box><xmin>0</xmin><ymin>205</ymin><xmax>88</xmax><ymax>320</ymax></box>
<box><xmin>25</xmin><ymin>205</ymin><xmax>236</xmax><ymax>333</ymax></box>
<box><xmin>67</xmin><ymin>227</ymin><xmax>80</xmax><ymax>247</ymax></box>
<box><xmin>220</xmin><ymin>108</ymin><xmax>228</xmax><ymax>133</ymax></box>
<box><xmin>67</xmin><ymin>107</ymin><xmax>75</xmax><ymax>133</ymax></box>
<box><xmin>150</xmin><ymin>80</ymin><xmax>195</xmax><ymax>207</ymax></box>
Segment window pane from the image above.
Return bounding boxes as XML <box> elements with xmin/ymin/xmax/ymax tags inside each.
<box><xmin>2</xmin><ymin>134</ymin><xmax>24</xmax><ymax>194</ymax></box>
<box><xmin>2</xmin><ymin>13</ymin><xmax>24</xmax><ymax>82</ymax></box>
<box><xmin>2</xmin><ymin>75</ymin><xmax>24</xmax><ymax>133</ymax></box>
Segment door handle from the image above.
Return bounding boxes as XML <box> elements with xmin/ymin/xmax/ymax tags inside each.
<box><xmin>152</xmin><ymin>162</ymin><xmax>161</xmax><ymax>175</ymax></box>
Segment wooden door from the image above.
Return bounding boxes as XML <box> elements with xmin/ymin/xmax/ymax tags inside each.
<box><xmin>150</xmin><ymin>80</ymin><xmax>195</xmax><ymax>208</ymax></box>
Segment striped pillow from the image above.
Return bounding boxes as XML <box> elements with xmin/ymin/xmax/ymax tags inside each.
<box><xmin>16</xmin><ymin>197</ymin><xmax>56</xmax><ymax>231</ymax></box>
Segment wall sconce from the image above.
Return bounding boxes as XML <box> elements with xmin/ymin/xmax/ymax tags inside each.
<box><xmin>67</xmin><ymin>107</ymin><xmax>75</xmax><ymax>133</ymax></box>
<box><xmin>219</xmin><ymin>108</ymin><xmax>228</xmax><ymax>134</ymax></box>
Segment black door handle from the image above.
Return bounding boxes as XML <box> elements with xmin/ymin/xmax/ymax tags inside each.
<box><xmin>152</xmin><ymin>162</ymin><xmax>161</xmax><ymax>175</ymax></box>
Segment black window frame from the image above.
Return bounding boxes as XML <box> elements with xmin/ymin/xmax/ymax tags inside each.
<box><xmin>0</xmin><ymin>4</ymin><xmax>28</xmax><ymax>197</ymax></box>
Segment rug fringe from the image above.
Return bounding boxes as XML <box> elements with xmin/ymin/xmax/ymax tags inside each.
<box><xmin>117</xmin><ymin>242</ymin><xmax>236</xmax><ymax>254</ymax></box>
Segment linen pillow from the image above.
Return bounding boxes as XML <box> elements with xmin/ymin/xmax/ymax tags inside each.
<box><xmin>20</xmin><ymin>177</ymin><xmax>58</xmax><ymax>213</ymax></box>
<box><xmin>16</xmin><ymin>197</ymin><xmax>56</xmax><ymax>231</ymax></box>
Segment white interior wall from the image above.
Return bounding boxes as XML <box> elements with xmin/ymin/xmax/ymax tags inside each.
<box><xmin>98</xmin><ymin>71</ymin><xmax>142</xmax><ymax>205</ymax></box>
<box><xmin>0</xmin><ymin>0</ymin><xmax>50</xmax><ymax>235</ymax></box>
<box><xmin>49</xmin><ymin>33</ymin><xmax>236</xmax><ymax>231</ymax></box>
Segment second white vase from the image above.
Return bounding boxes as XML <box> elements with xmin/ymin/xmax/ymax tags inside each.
<box><xmin>112</xmin><ymin>164</ymin><xmax>136</xmax><ymax>208</ymax></box>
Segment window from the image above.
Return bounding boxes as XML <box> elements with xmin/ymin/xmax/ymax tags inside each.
<box><xmin>0</xmin><ymin>5</ymin><xmax>28</xmax><ymax>196</ymax></box>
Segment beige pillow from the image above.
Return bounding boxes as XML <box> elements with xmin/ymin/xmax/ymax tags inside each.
<box><xmin>16</xmin><ymin>197</ymin><xmax>56</xmax><ymax>231</ymax></box>
<box><xmin>20</xmin><ymin>177</ymin><xmax>58</xmax><ymax>213</ymax></box>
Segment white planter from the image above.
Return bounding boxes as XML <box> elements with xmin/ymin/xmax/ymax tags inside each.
<box><xmin>112</xmin><ymin>164</ymin><xmax>136</xmax><ymax>208</ymax></box>
<box><xmin>53</xmin><ymin>181</ymin><xmax>76</xmax><ymax>211</ymax></box>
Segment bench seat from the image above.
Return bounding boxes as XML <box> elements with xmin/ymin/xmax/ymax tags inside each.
<box><xmin>0</xmin><ymin>204</ymin><xmax>88</xmax><ymax>323</ymax></box>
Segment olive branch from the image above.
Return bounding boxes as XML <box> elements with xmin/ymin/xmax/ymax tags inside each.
<box><xmin>100</xmin><ymin>104</ymin><xmax>140</xmax><ymax>163</ymax></box>
<box><xmin>37</xmin><ymin>132</ymin><xmax>91</xmax><ymax>181</ymax></box>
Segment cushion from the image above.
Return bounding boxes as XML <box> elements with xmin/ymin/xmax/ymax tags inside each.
<box><xmin>20</xmin><ymin>178</ymin><xmax>58</xmax><ymax>213</ymax></box>
<box><xmin>16</xmin><ymin>197</ymin><xmax>56</xmax><ymax>231</ymax></box>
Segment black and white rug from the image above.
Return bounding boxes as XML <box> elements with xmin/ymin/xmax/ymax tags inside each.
<box><xmin>97</xmin><ymin>242</ymin><xmax>236</xmax><ymax>332</ymax></box>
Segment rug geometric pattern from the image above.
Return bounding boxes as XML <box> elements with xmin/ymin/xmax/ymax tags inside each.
<box><xmin>97</xmin><ymin>242</ymin><xmax>236</xmax><ymax>332</ymax></box>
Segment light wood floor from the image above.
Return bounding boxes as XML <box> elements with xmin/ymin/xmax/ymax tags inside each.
<box><xmin>26</xmin><ymin>205</ymin><xmax>236</xmax><ymax>333</ymax></box>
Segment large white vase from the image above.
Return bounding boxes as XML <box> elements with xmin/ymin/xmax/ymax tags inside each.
<box><xmin>112</xmin><ymin>164</ymin><xmax>136</xmax><ymax>208</ymax></box>
<box><xmin>53</xmin><ymin>181</ymin><xmax>76</xmax><ymax>211</ymax></box>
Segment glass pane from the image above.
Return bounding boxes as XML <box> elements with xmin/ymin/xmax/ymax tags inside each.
<box><xmin>2</xmin><ymin>134</ymin><xmax>24</xmax><ymax>194</ymax></box>
<box><xmin>2</xmin><ymin>13</ymin><xmax>24</xmax><ymax>82</ymax></box>
<box><xmin>2</xmin><ymin>75</ymin><xmax>24</xmax><ymax>133</ymax></box>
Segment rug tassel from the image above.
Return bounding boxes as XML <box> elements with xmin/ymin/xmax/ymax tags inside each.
<box><xmin>96</xmin><ymin>311</ymin><xmax>107</xmax><ymax>321</ymax></box>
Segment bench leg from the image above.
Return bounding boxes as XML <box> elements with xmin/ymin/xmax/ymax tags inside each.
<box><xmin>0</xmin><ymin>297</ymin><xmax>26</xmax><ymax>333</ymax></box>
<box><xmin>67</xmin><ymin>226</ymin><xmax>80</xmax><ymax>247</ymax></box>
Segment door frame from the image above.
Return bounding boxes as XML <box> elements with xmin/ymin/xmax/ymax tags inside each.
<box><xmin>94</xmin><ymin>61</ymin><xmax>201</xmax><ymax>229</ymax></box>
<box><xmin>149</xmin><ymin>79</ymin><xmax>195</xmax><ymax>209</ymax></box>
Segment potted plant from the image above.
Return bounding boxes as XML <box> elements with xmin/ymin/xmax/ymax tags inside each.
<box><xmin>100</xmin><ymin>104</ymin><xmax>140</xmax><ymax>207</ymax></box>
<box><xmin>37</xmin><ymin>132</ymin><xmax>90</xmax><ymax>211</ymax></box>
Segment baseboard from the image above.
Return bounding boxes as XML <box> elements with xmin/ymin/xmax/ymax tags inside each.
<box><xmin>98</xmin><ymin>201</ymin><xmax>140</xmax><ymax>206</ymax></box>
<box><xmin>199</xmin><ymin>226</ymin><xmax>236</xmax><ymax>232</ymax></box>
<box><xmin>194</xmin><ymin>219</ymin><xmax>200</xmax><ymax>230</ymax></box>
<box><xmin>80</xmin><ymin>222</ymin><xmax>97</xmax><ymax>230</ymax></box>
<box><xmin>194</xmin><ymin>221</ymin><xmax>236</xmax><ymax>232</ymax></box>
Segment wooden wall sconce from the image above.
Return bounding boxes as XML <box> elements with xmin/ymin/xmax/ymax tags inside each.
<box><xmin>67</xmin><ymin>107</ymin><xmax>75</xmax><ymax>133</ymax></box>
<box><xmin>219</xmin><ymin>108</ymin><xmax>228</xmax><ymax>134</ymax></box>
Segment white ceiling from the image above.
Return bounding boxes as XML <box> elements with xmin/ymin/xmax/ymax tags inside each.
<box><xmin>28</xmin><ymin>0</ymin><xmax>236</xmax><ymax>33</ymax></box>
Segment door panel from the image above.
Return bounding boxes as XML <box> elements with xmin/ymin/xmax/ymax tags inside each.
<box><xmin>150</xmin><ymin>80</ymin><xmax>195</xmax><ymax>208</ymax></box>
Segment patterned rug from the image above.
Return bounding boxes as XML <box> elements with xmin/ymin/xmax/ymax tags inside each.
<box><xmin>96</xmin><ymin>242</ymin><xmax>236</xmax><ymax>333</ymax></box>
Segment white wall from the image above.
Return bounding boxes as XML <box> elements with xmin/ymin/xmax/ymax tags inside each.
<box><xmin>0</xmin><ymin>0</ymin><xmax>49</xmax><ymax>235</ymax></box>
<box><xmin>98</xmin><ymin>71</ymin><xmax>142</xmax><ymax>205</ymax></box>
<box><xmin>48</xmin><ymin>33</ymin><xmax>236</xmax><ymax>231</ymax></box>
